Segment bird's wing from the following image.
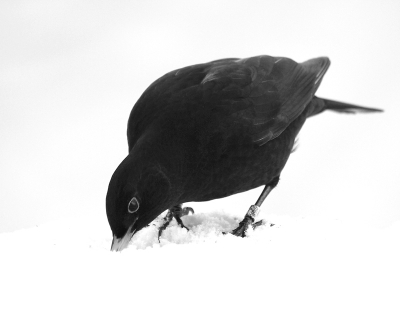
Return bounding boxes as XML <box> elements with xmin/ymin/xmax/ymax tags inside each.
<box><xmin>202</xmin><ymin>56</ymin><xmax>330</xmax><ymax>146</ymax></box>
<box><xmin>127</xmin><ymin>56</ymin><xmax>330</xmax><ymax>150</ymax></box>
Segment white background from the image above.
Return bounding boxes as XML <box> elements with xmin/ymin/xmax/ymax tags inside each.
<box><xmin>1</xmin><ymin>0</ymin><xmax>399</xmax><ymax>232</ymax></box>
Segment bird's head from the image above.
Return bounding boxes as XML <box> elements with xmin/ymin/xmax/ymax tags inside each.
<box><xmin>106</xmin><ymin>153</ymin><xmax>174</xmax><ymax>252</ymax></box>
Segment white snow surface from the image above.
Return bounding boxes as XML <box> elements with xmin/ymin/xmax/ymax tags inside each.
<box><xmin>1</xmin><ymin>210</ymin><xmax>399</xmax><ymax>316</ymax></box>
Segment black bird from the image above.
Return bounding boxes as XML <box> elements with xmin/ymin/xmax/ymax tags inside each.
<box><xmin>106</xmin><ymin>55</ymin><xmax>382</xmax><ymax>251</ymax></box>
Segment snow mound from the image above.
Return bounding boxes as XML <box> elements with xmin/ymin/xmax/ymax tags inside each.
<box><xmin>1</xmin><ymin>211</ymin><xmax>399</xmax><ymax>316</ymax></box>
<box><xmin>130</xmin><ymin>211</ymin><xmax>243</xmax><ymax>249</ymax></box>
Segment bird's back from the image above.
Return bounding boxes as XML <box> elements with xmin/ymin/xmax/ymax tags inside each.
<box><xmin>127</xmin><ymin>55</ymin><xmax>331</xmax><ymax>152</ymax></box>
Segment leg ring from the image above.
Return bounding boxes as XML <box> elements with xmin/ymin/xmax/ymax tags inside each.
<box><xmin>246</xmin><ymin>205</ymin><xmax>260</xmax><ymax>219</ymax></box>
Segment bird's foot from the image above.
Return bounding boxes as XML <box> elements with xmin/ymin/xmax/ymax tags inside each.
<box><xmin>230</xmin><ymin>215</ymin><xmax>254</xmax><ymax>237</ymax></box>
<box><xmin>229</xmin><ymin>204</ymin><xmax>260</xmax><ymax>237</ymax></box>
<box><xmin>158</xmin><ymin>204</ymin><xmax>194</xmax><ymax>240</ymax></box>
<box><xmin>230</xmin><ymin>218</ymin><xmax>273</xmax><ymax>237</ymax></box>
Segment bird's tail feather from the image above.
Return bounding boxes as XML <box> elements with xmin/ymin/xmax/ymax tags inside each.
<box><xmin>322</xmin><ymin>98</ymin><xmax>383</xmax><ymax>114</ymax></box>
<box><xmin>311</xmin><ymin>97</ymin><xmax>383</xmax><ymax>116</ymax></box>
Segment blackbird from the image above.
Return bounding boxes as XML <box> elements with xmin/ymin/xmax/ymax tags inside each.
<box><xmin>106</xmin><ymin>55</ymin><xmax>382</xmax><ymax>251</ymax></box>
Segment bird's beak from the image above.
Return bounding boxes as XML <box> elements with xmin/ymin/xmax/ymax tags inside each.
<box><xmin>110</xmin><ymin>220</ymin><xmax>137</xmax><ymax>252</ymax></box>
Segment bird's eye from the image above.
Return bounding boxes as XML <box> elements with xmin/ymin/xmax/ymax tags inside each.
<box><xmin>128</xmin><ymin>197</ymin><xmax>140</xmax><ymax>213</ymax></box>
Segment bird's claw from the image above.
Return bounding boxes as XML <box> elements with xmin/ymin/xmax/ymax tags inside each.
<box><xmin>179</xmin><ymin>207</ymin><xmax>195</xmax><ymax>217</ymax></box>
<box><xmin>252</xmin><ymin>219</ymin><xmax>274</xmax><ymax>229</ymax></box>
<box><xmin>158</xmin><ymin>205</ymin><xmax>194</xmax><ymax>241</ymax></box>
<box><xmin>230</xmin><ymin>215</ymin><xmax>253</xmax><ymax>237</ymax></box>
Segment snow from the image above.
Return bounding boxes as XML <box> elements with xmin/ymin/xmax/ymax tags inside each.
<box><xmin>1</xmin><ymin>210</ymin><xmax>399</xmax><ymax>315</ymax></box>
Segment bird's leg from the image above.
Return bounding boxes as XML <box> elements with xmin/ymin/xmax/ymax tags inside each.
<box><xmin>231</xmin><ymin>177</ymin><xmax>279</xmax><ymax>237</ymax></box>
<box><xmin>158</xmin><ymin>204</ymin><xmax>194</xmax><ymax>240</ymax></box>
